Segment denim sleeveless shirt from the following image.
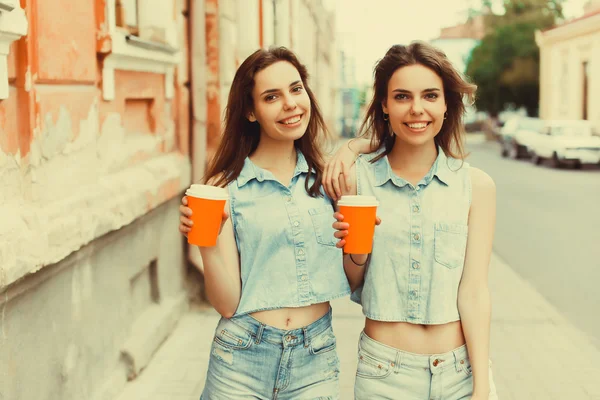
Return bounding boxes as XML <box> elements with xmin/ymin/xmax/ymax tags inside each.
<box><xmin>351</xmin><ymin>147</ymin><xmax>471</xmax><ymax>324</ymax></box>
<box><xmin>228</xmin><ymin>151</ymin><xmax>350</xmax><ymax>316</ymax></box>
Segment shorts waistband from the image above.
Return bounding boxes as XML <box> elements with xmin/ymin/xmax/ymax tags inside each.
<box><xmin>359</xmin><ymin>331</ymin><xmax>469</xmax><ymax>372</ymax></box>
<box><xmin>226</xmin><ymin>308</ymin><xmax>333</xmax><ymax>347</ymax></box>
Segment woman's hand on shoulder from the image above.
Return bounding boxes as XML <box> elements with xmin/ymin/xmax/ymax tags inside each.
<box><xmin>323</xmin><ymin>138</ymin><xmax>374</xmax><ymax>200</ymax></box>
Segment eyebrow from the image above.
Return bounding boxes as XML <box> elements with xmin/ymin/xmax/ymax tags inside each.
<box><xmin>260</xmin><ymin>80</ymin><xmax>302</xmax><ymax>96</ymax></box>
<box><xmin>392</xmin><ymin>88</ymin><xmax>441</xmax><ymax>94</ymax></box>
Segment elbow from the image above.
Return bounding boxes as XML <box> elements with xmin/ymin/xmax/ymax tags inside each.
<box><xmin>458</xmin><ymin>286</ymin><xmax>490</xmax><ymax>308</ymax></box>
<box><xmin>219</xmin><ymin>309</ymin><xmax>236</xmax><ymax>319</ymax></box>
<box><xmin>214</xmin><ymin>303</ymin><xmax>238</xmax><ymax>319</ymax></box>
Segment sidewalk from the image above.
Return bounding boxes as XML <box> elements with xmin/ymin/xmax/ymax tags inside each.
<box><xmin>114</xmin><ymin>253</ymin><xmax>600</xmax><ymax>400</ymax></box>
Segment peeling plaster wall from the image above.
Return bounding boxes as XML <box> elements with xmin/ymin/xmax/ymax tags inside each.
<box><xmin>0</xmin><ymin>1</ymin><xmax>194</xmax><ymax>399</ymax></box>
<box><xmin>0</xmin><ymin>200</ymin><xmax>188</xmax><ymax>400</ymax></box>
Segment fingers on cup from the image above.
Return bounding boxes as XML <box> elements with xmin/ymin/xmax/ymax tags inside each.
<box><xmin>333</xmin><ymin>212</ymin><xmax>345</xmax><ymax>222</ymax></box>
<box><xmin>181</xmin><ymin>196</ymin><xmax>188</xmax><ymax>206</ymax></box>
<box><xmin>180</xmin><ymin>215</ymin><xmax>193</xmax><ymax>227</ymax></box>
<box><xmin>336</xmin><ymin>239</ymin><xmax>346</xmax><ymax>249</ymax></box>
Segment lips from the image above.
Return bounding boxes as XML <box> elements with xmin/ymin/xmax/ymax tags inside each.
<box><xmin>404</xmin><ymin>121</ymin><xmax>431</xmax><ymax>129</ymax></box>
<box><xmin>279</xmin><ymin>114</ymin><xmax>303</xmax><ymax>125</ymax></box>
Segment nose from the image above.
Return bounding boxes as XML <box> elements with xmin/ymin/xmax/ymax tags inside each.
<box><xmin>410</xmin><ymin>98</ymin><xmax>424</xmax><ymax>115</ymax></box>
<box><xmin>283</xmin><ymin>94</ymin><xmax>297</xmax><ymax>111</ymax></box>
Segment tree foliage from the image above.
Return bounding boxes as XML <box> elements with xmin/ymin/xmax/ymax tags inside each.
<box><xmin>465</xmin><ymin>0</ymin><xmax>564</xmax><ymax>116</ymax></box>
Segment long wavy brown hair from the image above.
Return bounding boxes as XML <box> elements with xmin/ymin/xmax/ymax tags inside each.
<box><xmin>203</xmin><ymin>47</ymin><xmax>328</xmax><ymax>197</ymax></box>
<box><xmin>360</xmin><ymin>41</ymin><xmax>477</xmax><ymax>162</ymax></box>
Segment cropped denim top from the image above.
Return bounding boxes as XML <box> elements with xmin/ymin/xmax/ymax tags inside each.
<box><xmin>229</xmin><ymin>151</ymin><xmax>350</xmax><ymax>316</ymax></box>
<box><xmin>351</xmin><ymin>148</ymin><xmax>471</xmax><ymax>324</ymax></box>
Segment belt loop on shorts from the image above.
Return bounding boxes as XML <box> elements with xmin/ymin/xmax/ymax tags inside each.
<box><xmin>452</xmin><ymin>347</ymin><xmax>462</xmax><ymax>372</ymax></box>
<box><xmin>255</xmin><ymin>322</ymin><xmax>265</xmax><ymax>345</ymax></box>
<box><xmin>393</xmin><ymin>351</ymin><xmax>401</xmax><ymax>374</ymax></box>
<box><xmin>303</xmin><ymin>327</ymin><xmax>309</xmax><ymax>348</ymax></box>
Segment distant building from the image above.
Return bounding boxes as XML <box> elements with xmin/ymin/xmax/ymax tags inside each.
<box><xmin>431</xmin><ymin>16</ymin><xmax>485</xmax><ymax>126</ymax></box>
<box><xmin>536</xmin><ymin>1</ymin><xmax>600</xmax><ymax>132</ymax></box>
<box><xmin>430</xmin><ymin>15</ymin><xmax>484</xmax><ymax>74</ymax></box>
<box><xmin>337</xmin><ymin>50</ymin><xmax>362</xmax><ymax>138</ymax></box>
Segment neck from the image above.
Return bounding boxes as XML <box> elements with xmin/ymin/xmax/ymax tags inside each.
<box><xmin>250</xmin><ymin>133</ymin><xmax>297</xmax><ymax>171</ymax></box>
<box><xmin>388</xmin><ymin>139</ymin><xmax>438</xmax><ymax>173</ymax></box>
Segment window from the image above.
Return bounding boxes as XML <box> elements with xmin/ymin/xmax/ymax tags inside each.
<box><xmin>0</xmin><ymin>0</ymin><xmax>27</xmax><ymax>99</ymax></box>
<box><xmin>582</xmin><ymin>61</ymin><xmax>589</xmax><ymax>120</ymax></box>
<box><xmin>99</xmin><ymin>0</ymin><xmax>179</xmax><ymax>101</ymax></box>
<box><xmin>116</xmin><ymin>0</ymin><xmax>139</xmax><ymax>35</ymax></box>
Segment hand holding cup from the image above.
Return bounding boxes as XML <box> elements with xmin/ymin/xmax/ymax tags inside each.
<box><xmin>181</xmin><ymin>184</ymin><xmax>229</xmax><ymax>247</ymax></box>
<box><xmin>334</xmin><ymin>195</ymin><xmax>380</xmax><ymax>253</ymax></box>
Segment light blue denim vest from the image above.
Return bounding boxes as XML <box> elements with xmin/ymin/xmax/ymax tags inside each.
<box><xmin>351</xmin><ymin>147</ymin><xmax>471</xmax><ymax>324</ymax></box>
<box><xmin>229</xmin><ymin>151</ymin><xmax>350</xmax><ymax>316</ymax></box>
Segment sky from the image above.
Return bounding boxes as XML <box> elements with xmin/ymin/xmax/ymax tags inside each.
<box><xmin>334</xmin><ymin>0</ymin><xmax>590</xmax><ymax>85</ymax></box>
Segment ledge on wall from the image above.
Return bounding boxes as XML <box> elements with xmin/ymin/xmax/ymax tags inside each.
<box><xmin>0</xmin><ymin>153</ymin><xmax>191</xmax><ymax>291</ymax></box>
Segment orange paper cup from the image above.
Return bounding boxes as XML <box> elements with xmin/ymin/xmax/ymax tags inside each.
<box><xmin>338</xmin><ymin>195</ymin><xmax>379</xmax><ymax>254</ymax></box>
<box><xmin>186</xmin><ymin>184</ymin><xmax>229</xmax><ymax>247</ymax></box>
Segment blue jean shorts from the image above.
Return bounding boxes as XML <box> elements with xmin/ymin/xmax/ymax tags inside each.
<box><xmin>200</xmin><ymin>308</ymin><xmax>340</xmax><ymax>400</ymax></box>
<box><xmin>355</xmin><ymin>331</ymin><xmax>498</xmax><ymax>400</ymax></box>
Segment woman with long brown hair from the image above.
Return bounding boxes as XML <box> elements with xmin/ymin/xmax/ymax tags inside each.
<box><xmin>178</xmin><ymin>47</ymin><xmax>349</xmax><ymax>399</ymax></box>
<box><xmin>326</xmin><ymin>41</ymin><xmax>499</xmax><ymax>399</ymax></box>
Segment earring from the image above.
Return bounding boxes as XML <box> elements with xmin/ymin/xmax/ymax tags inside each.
<box><xmin>444</xmin><ymin>112</ymin><xmax>448</xmax><ymax>120</ymax></box>
<box><xmin>383</xmin><ymin>113</ymin><xmax>389</xmax><ymax>121</ymax></box>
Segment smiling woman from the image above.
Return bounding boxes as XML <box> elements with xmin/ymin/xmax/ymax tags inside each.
<box><xmin>178</xmin><ymin>47</ymin><xmax>350</xmax><ymax>400</ymax></box>
<box><xmin>324</xmin><ymin>41</ymin><xmax>499</xmax><ymax>400</ymax></box>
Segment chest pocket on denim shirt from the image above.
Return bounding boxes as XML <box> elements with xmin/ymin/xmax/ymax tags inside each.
<box><xmin>308</xmin><ymin>207</ymin><xmax>337</xmax><ymax>246</ymax></box>
<box><xmin>434</xmin><ymin>222</ymin><xmax>468</xmax><ymax>269</ymax></box>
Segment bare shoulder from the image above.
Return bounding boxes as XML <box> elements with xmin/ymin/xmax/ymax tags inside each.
<box><xmin>469</xmin><ymin>167</ymin><xmax>495</xmax><ymax>195</ymax></box>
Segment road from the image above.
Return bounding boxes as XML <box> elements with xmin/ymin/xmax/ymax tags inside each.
<box><xmin>466</xmin><ymin>138</ymin><xmax>600</xmax><ymax>349</ymax></box>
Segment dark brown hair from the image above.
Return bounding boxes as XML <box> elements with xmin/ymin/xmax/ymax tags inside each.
<box><xmin>203</xmin><ymin>47</ymin><xmax>328</xmax><ymax>197</ymax></box>
<box><xmin>360</xmin><ymin>41</ymin><xmax>477</xmax><ymax>162</ymax></box>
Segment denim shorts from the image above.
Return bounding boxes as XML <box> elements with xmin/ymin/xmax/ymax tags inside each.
<box><xmin>355</xmin><ymin>332</ymin><xmax>498</xmax><ymax>400</ymax></box>
<box><xmin>200</xmin><ymin>308</ymin><xmax>340</xmax><ymax>400</ymax></box>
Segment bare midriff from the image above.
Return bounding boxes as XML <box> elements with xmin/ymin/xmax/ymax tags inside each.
<box><xmin>364</xmin><ymin>318</ymin><xmax>465</xmax><ymax>354</ymax></box>
<box><xmin>250</xmin><ymin>302</ymin><xmax>330</xmax><ymax>330</ymax></box>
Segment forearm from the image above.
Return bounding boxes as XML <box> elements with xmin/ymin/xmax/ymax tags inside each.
<box><xmin>199</xmin><ymin>242</ymin><xmax>241</xmax><ymax>318</ymax></box>
<box><xmin>458</xmin><ymin>286</ymin><xmax>491</xmax><ymax>396</ymax></box>
<box><xmin>348</xmin><ymin>138</ymin><xmax>378</xmax><ymax>155</ymax></box>
<box><xmin>343</xmin><ymin>253</ymin><xmax>368</xmax><ymax>292</ymax></box>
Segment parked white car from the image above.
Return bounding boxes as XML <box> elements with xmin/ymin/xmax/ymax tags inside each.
<box><xmin>529</xmin><ymin>120</ymin><xmax>600</xmax><ymax>168</ymax></box>
<box><xmin>499</xmin><ymin>117</ymin><xmax>544</xmax><ymax>159</ymax></box>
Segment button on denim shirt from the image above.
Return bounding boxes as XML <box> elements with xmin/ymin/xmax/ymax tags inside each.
<box><xmin>229</xmin><ymin>151</ymin><xmax>350</xmax><ymax>316</ymax></box>
<box><xmin>351</xmin><ymin>148</ymin><xmax>471</xmax><ymax>324</ymax></box>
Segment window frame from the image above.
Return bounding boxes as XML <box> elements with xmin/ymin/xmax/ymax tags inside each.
<box><xmin>101</xmin><ymin>0</ymin><xmax>179</xmax><ymax>101</ymax></box>
<box><xmin>0</xmin><ymin>0</ymin><xmax>27</xmax><ymax>99</ymax></box>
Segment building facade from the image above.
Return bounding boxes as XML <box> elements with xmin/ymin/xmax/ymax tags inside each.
<box><xmin>536</xmin><ymin>3</ymin><xmax>600</xmax><ymax>132</ymax></box>
<box><xmin>0</xmin><ymin>1</ymin><xmax>337</xmax><ymax>399</ymax></box>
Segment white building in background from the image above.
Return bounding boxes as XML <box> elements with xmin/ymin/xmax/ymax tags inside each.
<box><xmin>536</xmin><ymin>2</ymin><xmax>600</xmax><ymax>132</ymax></box>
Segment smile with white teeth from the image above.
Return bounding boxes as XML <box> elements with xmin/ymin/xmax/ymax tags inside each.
<box><xmin>280</xmin><ymin>115</ymin><xmax>302</xmax><ymax>125</ymax></box>
<box><xmin>405</xmin><ymin>122</ymin><xmax>429</xmax><ymax>129</ymax></box>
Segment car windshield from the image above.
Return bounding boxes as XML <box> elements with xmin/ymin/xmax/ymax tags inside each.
<box><xmin>552</xmin><ymin>125</ymin><xmax>593</xmax><ymax>137</ymax></box>
<box><xmin>521</xmin><ymin>119</ymin><xmax>543</xmax><ymax>131</ymax></box>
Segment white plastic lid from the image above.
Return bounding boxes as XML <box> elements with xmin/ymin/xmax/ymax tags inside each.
<box><xmin>185</xmin><ymin>184</ymin><xmax>229</xmax><ymax>200</ymax></box>
<box><xmin>337</xmin><ymin>195</ymin><xmax>379</xmax><ymax>207</ymax></box>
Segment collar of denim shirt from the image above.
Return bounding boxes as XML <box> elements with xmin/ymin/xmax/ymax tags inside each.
<box><xmin>370</xmin><ymin>146</ymin><xmax>460</xmax><ymax>188</ymax></box>
<box><xmin>237</xmin><ymin>149</ymin><xmax>310</xmax><ymax>187</ymax></box>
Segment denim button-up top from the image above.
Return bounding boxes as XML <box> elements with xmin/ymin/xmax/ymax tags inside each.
<box><xmin>229</xmin><ymin>151</ymin><xmax>350</xmax><ymax>316</ymax></box>
<box><xmin>351</xmin><ymin>148</ymin><xmax>471</xmax><ymax>324</ymax></box>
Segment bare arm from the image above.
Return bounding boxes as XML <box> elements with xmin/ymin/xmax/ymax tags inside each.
<box><xmin>458</xmin><ymin>167</ymin><xmax>496</xmax><ymax>398</ymax></box>
<box><xmin>332</xmin><ymin>164</ymin><xmax>372</xmax><ymax>291</ymax></box>
<box><xmin>199</xmin><ymin>201</ymin><xmax>242</xmax><ymax>319</ymax></box>
<box><xmin>179</xmin><ymin>183</ymin><xmax>241</xmax><ymax>318</ymax></box>
<box><xmin>323</xmin><ymin>138</ymin><xmax>378</xmax><ymax>201</ymax></box>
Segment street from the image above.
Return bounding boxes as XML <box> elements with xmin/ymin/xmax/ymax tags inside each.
<box><xmin>466</xmin><ymin>138</ymin><xmax>600</xmax><ymax>350</ymax></box>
